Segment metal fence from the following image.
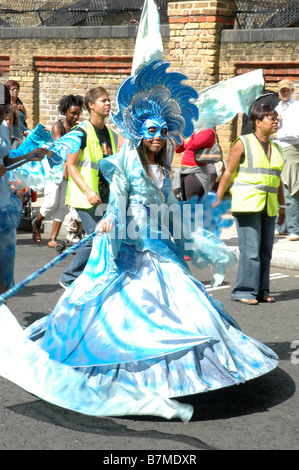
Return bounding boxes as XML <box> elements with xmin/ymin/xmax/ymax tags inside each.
<box><xmin>1</xmin><ymin>1</ymin><xmax>299</xmax><ymax>29</ymax></box>
<box><xmin>234</xmin><ymin>0</ymin><xmax>299</xmax><ymax>29</ymax></box>
<box><xmin>0</xmin><ymin>0</ymin><xmax>170</xmax><ymax>27</ymax></box>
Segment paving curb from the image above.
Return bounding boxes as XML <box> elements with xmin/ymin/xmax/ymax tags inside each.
<box><xmin>226</xmin><ymin>245</ymin><xmax>299</xmax><ymax>270</ymax></box>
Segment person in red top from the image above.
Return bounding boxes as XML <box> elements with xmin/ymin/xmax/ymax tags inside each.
<box><xmin>174</xmin><ymin>128</ymin><xmax>215</xmax><ymax>201</ymax></box>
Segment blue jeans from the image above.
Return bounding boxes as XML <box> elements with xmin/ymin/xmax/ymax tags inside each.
<box><xmin>231</xmin><ymin>209</ymin><xmax>276</xmax><ymax>301</ymax></box>
<box><xmin>275</xmin><ymin>184</ymin><xmax>299</xmax><ymax>235</ymax></box>
<box><xmin>60</xmin><ymin>206</ymin><xmax>102</xmax><ymax>287</ymax></box>
<box><xmin>284</xmin><ymin>183</ymin><xmax>299</xmax><ymax>236</ymax></box>
<box><xmin>0</xmin><ymin>228</ymin><xmax>16</xmax><ymax>292</ymax></box>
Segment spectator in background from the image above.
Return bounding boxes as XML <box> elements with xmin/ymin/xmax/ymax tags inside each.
<box><xmin>4</xmin><ymin>79</ymin><xmax>28</xmax><ymax>127</ymax></box>
<box><xmin>4</xmin><ymin>106</ymin><xmax>30</xmax><ymax>148</ymax></box>
<box><xmin>59</xmin><ymin>87</ymin><xmax>119</xmax><ymax>289</ymax></box>
<box><xmin>32</xmin><ymin>94</ymin><xmax>84</xmax><ymax>248</ymax></box>
<box><xmin>241</xmin><ymin>86</ymin><xmax>280</xmax><ymax>135</ymax></box>
<box><xmin>173</xmin><ymin>128</ymin><xmax>216</xmax><ymax>201</ymax></box>
<box><xmin>214</xmin><ymin>105</ymin><xmax>285</xmax><ymax>305</ymax></box>
<box><xmin>51</xmin><ymin>94</ymin><xmax>84</xmax><ymax>140</ymax></box>
<box><xmin>274</xmin><ymin>79</ymin><xmax>299</xmax><ymax>241</ymax></box>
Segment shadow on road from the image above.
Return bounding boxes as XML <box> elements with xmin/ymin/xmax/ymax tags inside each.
<box><xmin>7</xmin><ymin>401</ymin><xmax>215</xmax><ymax>451</ymax></box>
<box><xmin>6</xmin><ymin>365</ymin><xmax>294</xmax><ymax>450</ymax></box>
<box><xmin>178</xmin><ymin>367</ymin><xmax>294</xmax><ymax>421</ymax></box>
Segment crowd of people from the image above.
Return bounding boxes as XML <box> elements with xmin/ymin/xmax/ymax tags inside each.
<box><xmin>2</xmin><ymin>75</ymin><xmax>297</xmax><ymax>297</ymax></box>
<box><xmin>0</xmin><ymin>81</ymin><xmax>122</xmax><ymax>291</ymax></box>
<box><xmin>0</xmin><ymin>65</ymin><xmax>296</xmax><ymax>420</ymax></box>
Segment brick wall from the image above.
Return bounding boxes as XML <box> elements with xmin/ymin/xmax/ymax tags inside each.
<box><xmin>167</xmin><ymin>1</ymin><xmax>235</xmax><ymax>86</ymax></box>
<box><xmin>0</xmin><ymin>29</ymin><xmax>142</xmax><ymax>128</ymax></box>
<box><xmin>0</xmin><ymin>1</ymin><xmax>237</xmax><ymax>169</ymax></box>
<box><xmin>167</xmin><ymin>1</ymin><xmax>236</xmax><ymax>165</ymax></box>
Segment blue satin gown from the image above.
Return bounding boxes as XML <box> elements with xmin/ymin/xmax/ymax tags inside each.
<box><xmin>0</xmin><ymin>140</ymin><xmax>278</xmax><ymax>421</ymax></box>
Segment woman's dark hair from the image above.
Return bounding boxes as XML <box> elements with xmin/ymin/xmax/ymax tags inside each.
<box><xmin>250</xmin><ymin>105</ymin><xmax>278</xmax><ymax>131</ymax></box>
<box><xmin>4</xmin><ymin>79</ymin><xmax>20</xmax><ymax>90</ymax></box>
<box><xmin>58</xmin><ymin>94</ymin><xmax>84</xmax><ymax>115</ymax></box>
<box><xmin>84</xmin><ymin>87</ymin><xmax>108</xmax><ymax>113</ymax></box>
<box><xmin>4</xmin><ymin>106</ymin><xmax>19</xmax><ymax>125</ymax></box>
<box><xmin>137</xmin><ymin>139</ymin><xmax>169</xmax><ymax>176</ymax></box>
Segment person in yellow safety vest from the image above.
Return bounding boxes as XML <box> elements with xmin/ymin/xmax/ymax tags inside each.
<box><xmin>59</xmin><ymin>87</ymin><xmax>119</xmax><ymax>289</ymax></box>
<box><xmin>213</xmin><ymin>105</ymin><xmax>285</xmax><ymax>305</ymax></box>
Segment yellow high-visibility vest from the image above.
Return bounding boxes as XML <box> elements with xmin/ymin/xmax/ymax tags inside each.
<box><xmin>66</xmin><ymin>120</ymin><xmax>117</xmax><ymax>209</ymax></box>
<box><xmin>230</xmin><ymin>134</ymin><xmax>284</xmax><ymax>216</ymax></box>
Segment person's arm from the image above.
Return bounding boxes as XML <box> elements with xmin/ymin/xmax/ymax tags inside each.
<box><xmin>97</xmin><ymin>217</ymin><xmax>114</xmax><ymax>233</ymax></box>
<box><xmin>117</xmin><ymin>134</ymin><xmax>125</xmax><ymax>150</ymax></box>
<box><xmin>19</xmin><ymin>120</ymin><xmax>30</xmax><ymax>134</ymax></box>
<box><xmin>4</xmin><ymin>147</ymin><xmax>47</xmax><ymax>170</ymax></box>
<box><xmin>187</xmin><ymin>129</ymin><xmax>215</xmax><ymax>150</ymax></box>
<box><xmin>51</xmin><ymin>123</ymin><xmax>69</xmax><ymax>177</ymax></box>
<box><xmin>212</xmin><ymin>139</ymin><xmax>244</xmax><ymax>206</ymax></box>
<box><xmin>66</xmin><ymin>149</ymin><xmax>102</xmax><ymax>206</ymax></box>
<box><xmin>17</xmin><ymin>102</ymin><xmax>28</xmax><ymax>123</ymax></box>
<box><xmin>0</xmin><ymin>163</ymin><xmax>6</xmax><ymax>177</ymax></box>
<box><xmin>277</xmin><ymin>180</ymin><xmax>286</xmax><ymax>226</ymax></box>
<box><xmin>175</xmin><ymin>136</ymin><xmax>190</xmax><ymax>153</ymax></box>
<box><xmin>51</xmin><ymin>122</ymin><xmax>64</xmax><ymax>141</ymax></box>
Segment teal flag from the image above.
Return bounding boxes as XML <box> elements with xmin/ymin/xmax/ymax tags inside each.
<box><xmin>131</xmin><ymin>0</ymin><xmax>163</xmax><ymax>75</ymax></box>
<box><xmin>130</xmin><ymin>1</ymin><xmax>264</xmax><ymax>131</ymax></box>
<box><xmin>192</xmin><ymin>69</ymin><xmax>264</xmax><ymax>130</ymax></box>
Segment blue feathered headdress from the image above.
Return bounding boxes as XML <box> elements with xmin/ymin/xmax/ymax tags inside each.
<box><xmin>110</xmin><ymin>61</ymin><xmax>199</xmax><ymax>146</ymax></box>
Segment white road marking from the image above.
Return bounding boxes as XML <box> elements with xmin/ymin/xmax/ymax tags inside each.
<box><xmin>270</xmin><ymin>273</ymin><xmax>290</xmax><ymax>279</ymax></box>
<box><xmin>204</xmin><ymin>273</ymin><xmax>290</xmax><ymax>292</ymax></box>
<box><xmin>205</xmin><ymin>285</ymin><xmax>230</xmax><ymax>292</ymax></box>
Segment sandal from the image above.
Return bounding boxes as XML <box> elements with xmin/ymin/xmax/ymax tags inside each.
<box><xmin>260</xmin><ymin>296</ymin><xmax>276</xmax><ymax>303</ymax></box>
<box><xmin>32</xmin><ymin>219</ymin><xmax>41</xmax><ymax>243</ymax></box>
<box><xmin>237</xmin><ymin>299</ymin><xmax>259</xmax><ymax>305</ymax></box>
<box><xmin>48</xmin><ymin>238</ymin><xmax>58</xmax><ymax>248</ymax></box>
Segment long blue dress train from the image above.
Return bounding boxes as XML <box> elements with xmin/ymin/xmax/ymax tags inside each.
<box><xmin>0</xmin><ymin>141</ymin><xmax>278</xmax><ymax>421</ymax></box>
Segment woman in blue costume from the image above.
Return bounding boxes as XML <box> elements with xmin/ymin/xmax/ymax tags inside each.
<box><xmin>0</xmin><ymin>63</ymin><xmax>279</xmax><ymax>421</ymax></box>
<box><xmin>0</xmin><ymin>84</ymin><xmax>47</xmax><ymax>293</ymax></box>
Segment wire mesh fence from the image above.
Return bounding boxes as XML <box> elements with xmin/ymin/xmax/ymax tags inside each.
<box><xmin>234</xmin><ymin>0</ymin><xmax>299</xmax><ymax>29</ymax></box>
<box><xmin>1</xmin><ymin>1</ymin><xmax>299</xmax><ymax>29</ymax></box>
<box><xmin>0</xmin><ymin>0</ymin><xmax>170</xmax><ymax>27</ymax></box>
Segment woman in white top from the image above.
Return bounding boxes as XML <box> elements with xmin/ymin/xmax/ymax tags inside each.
<box><xmin>275</xmin><ymin>78</ymin><xmax>299</xmax><ymax>240</ymax></box>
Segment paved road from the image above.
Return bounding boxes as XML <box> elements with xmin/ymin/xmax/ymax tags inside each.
<box><xmin>0</xmin><ymin>230</ymin><xmax>298</xmax><ymax>451</ymax></box>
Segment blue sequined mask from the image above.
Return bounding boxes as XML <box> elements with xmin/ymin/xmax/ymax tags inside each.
<box><xmin>110</xmin><ymin>61</ymin><xmax>199</xmax><ymax>147</ymax></box>
<box><xmin>141</xmin><ymin>118</ymin><xmax>168</xmax><ymax>140</ymax></box>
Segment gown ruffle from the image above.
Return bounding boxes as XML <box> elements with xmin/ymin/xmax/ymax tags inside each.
<box><xmin>8</xmin><ymin>124</ymin><xmax>64</xmax><ymax>191</ymax></box>
<box><xmin>8</xmin><ymin>123</ymin><xmax>87</xmax><ymax>191</ymax></box>
<box><xmin>0</xmin><ymin>140</ymin><xmax>278</xmax><ymax>421</ymax></box>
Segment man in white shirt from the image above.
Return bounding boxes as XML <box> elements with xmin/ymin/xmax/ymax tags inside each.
<box><xmin>275</xmin><ymin>79</ymin><xmax>299</xmax><ymax>241</ymax></box>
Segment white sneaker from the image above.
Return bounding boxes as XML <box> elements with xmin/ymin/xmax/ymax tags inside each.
<box><xmin>72</xmin><ymin>234</ymin><xmax>81</xmax><ymax>243</ymax></box>
<box><xmin>288</xmin><ymin>234</ymin><xmax>299</xmax><ymax>241</ymax></box>
<box><xmin>66</xmin><ymin>232</ymin><xmax>82</xmax><ymax>244</ymax></box>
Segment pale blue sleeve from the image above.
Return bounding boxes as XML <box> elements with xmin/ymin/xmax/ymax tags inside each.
<box><xmin>166</xmin><ymin>189</ymin><xmax>237</xmax><ymax>287</ymax></box>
